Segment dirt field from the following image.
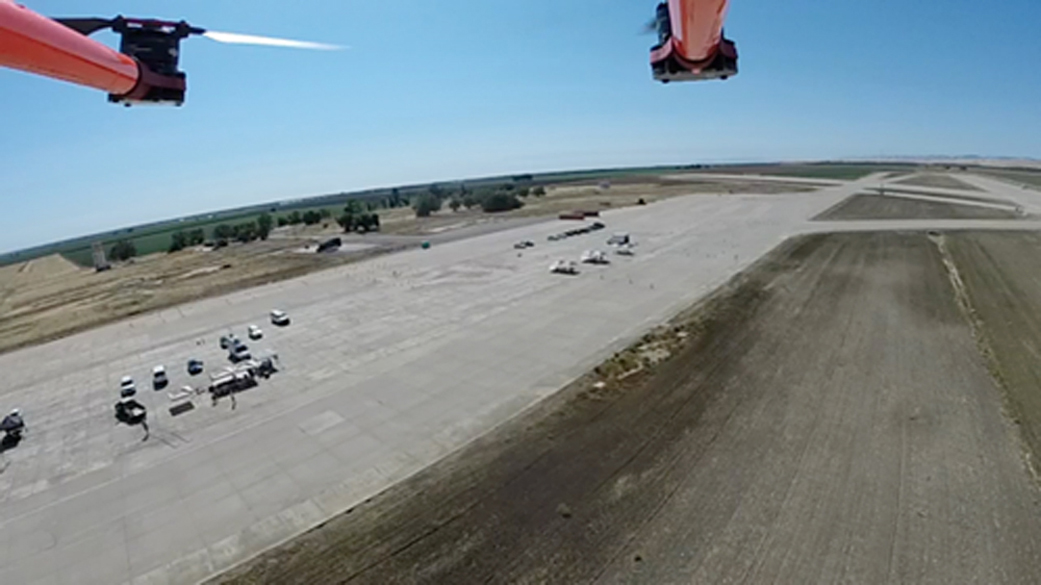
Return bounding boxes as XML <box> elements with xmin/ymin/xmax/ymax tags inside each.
<box><xmin>946</xmin><ymin>231</ymin><xmax>1041</xmax><ymax>476</ymax></box>
<box><xmin>896</xmin><ymin>173</ymin><xmax>982</xmax><ymax>191</ymax></box>
<box><xmin>815</xmin><ymin>193</ymin><xmax>1018</xmax><ymax>221</ymax></box>
<box><xmin>874</xmin><ymin>187</ymin><xmax>1016</xmax><ymax>207</ymax></box>
<box><xmin>214</xmin><ymin>232</ymin><xmax>1041</xmax><ymax>585</ymax></box>
<box><xmin>0</xmin><ymin>241</ymin><xmax>391</xmax><ymax>356</ymax></box>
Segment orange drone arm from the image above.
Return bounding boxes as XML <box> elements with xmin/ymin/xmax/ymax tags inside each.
<box><xmin>669</xmin><ymin>0</ymin><xmax>729</xmax><ymax>63</ymax></box>
<box><xmin>650</xmin><ymin>0</ymin><xmax>736</xmax><ymax>82</ymax></box>
<box><xmin>0</xmin><ymin>0</ymin><xmax>138</xmax><ymax>94</ymax></box>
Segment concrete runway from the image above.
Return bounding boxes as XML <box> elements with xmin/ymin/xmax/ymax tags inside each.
<box><xmin>0</xmin><ymin>173</ymin><xmax>1033</xmax><ymax>584</ymax></box>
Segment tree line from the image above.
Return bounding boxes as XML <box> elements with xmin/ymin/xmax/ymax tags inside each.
<box><xmin>411</xmin><ymin>183</ymin><xmax>545</xmax><ymax>218</ymax></box>
<box><xmin>127</xmin><ymin>179</ymin><xmax>551</xmax><ymax>259</ymax></box>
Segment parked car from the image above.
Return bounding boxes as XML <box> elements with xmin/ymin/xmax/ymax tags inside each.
<box><xmin>248</xmin><ymin>325</ymin><xmax>263</xmax><ymax>340</ymax></box>
<box><xmin>187</xmin><ymin>359</ymin><xmax>204</xmax><ymax>376</ymax></box>
<box><xmin>514</xmin><ymin>240</ymin><xmax>535</xmax><ymax>249</ymax></box>
<box><xmin>607</xmin><ymin>232</ymin><xmax>631</xmax><ymax>246</ymax></box>
<box><xmin>590</xmin><ymin>221</ymin><xmax>606</xmax><ymax>230</ymax></box>
<box><xmin>550</xmin><ymin>259</ymin><xmax>579</xmax><ymax>275</ymax></box>
<box><xmin>229</xmin><ymin>342</ymin><xmax>251</xmax><ymax>363</ymax></box>
<box><xmin>119</xmin><ymin>376</ymin><xmax>136</xmax><ymax>398</ymax></box>
<box><xmin>270</xmin><ymin>309</ymin><xmax>290</xmax><ymax>327</ymax></box>
<box><xmin>152</xmin><ymin>365</ymin><xmax>168</xmax><ymax>389</ymax></box>
<box><xmin>615</xmin><ymin>244</ymin><xmax>635</xmax><ymax>256</ymax></box>
<box><xmin>580</xmin><ymin>250</ymin><xmax>609</xmax><ymax>264</ymax></box>
<box><xmin>219</xmin><ymin>334</ymin><xmax>238</xmax><ymax>350</ymax></box>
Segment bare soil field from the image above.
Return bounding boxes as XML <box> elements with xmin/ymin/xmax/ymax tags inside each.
<box><xmin>945</xmin><ymin>231</ymin><xmax>1041</xmax><ymax>475</ymax></box>
<box><xmin>214</xmin><ymin>232</ymin><xmax>1041</xmax><ymax>585</ymax></box>
<box><xmin>0</xmin><ymin>240</ymin><xmax>392</xmax><ymax>356</ymax></box>
<box><xmin>896</xmin><ymin>173</ymin><xmax>982</xmax><ymax>191</ymax></box>
<box><xmin>874</xmin><ymin>186</ymin><xmax>1015</xmax><ymax>207</ymax></box>
<box><xmin>815</xmin><ymin>193</ymin><xmax>1018</xmax><ymax>221</ymax></box>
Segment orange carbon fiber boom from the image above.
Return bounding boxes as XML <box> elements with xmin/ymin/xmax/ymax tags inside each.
<box><xmin>669</xmin><ymin>0</ymin><xmax>730</xmax><ymax>63</ymax></box>
<box><xmin>0</xmin><ymin>0</ymin><xmax>138</xmax><ymax>94</ymax></box>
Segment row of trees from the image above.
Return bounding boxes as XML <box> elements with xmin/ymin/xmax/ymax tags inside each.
<box><xmin>167</xmin><ymin>213</ymin><xmax>274</xmax><ymax>253</ymax></box>
<box><xmin>276</xmin><ymin>209</ymin><xmax>331</xmax><ymax>227</ymax></box>
<box><xmin>167</xmin><ymin>228</ymin><xmax>207</xmax><ymax>253</ymax></box>
<box><xmin>410</xmin><ymin>183</ymin><xmax>545</xmax><ymax>217</ymax></box>
<box><xmin>160</xmin><ymin>180</ymin><xmax>549</xmax><ymax>255</ymax></box>
<box><xmin>336</xmin><ymin>200</ymin><xmax>380</xmax><ymax>233</ymax></box>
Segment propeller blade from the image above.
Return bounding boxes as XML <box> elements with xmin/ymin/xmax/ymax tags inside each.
<box><xmin>202</xmin><ymin>31</ymin><xmax>343</xmax><ymax>51</ymax></box>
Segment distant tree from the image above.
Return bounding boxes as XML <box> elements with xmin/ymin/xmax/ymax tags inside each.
<box><xmin>481</xmin><ymin>192</ymin><xmax>524</xmax><ymax>213</ymax></box>
<box><xmin>412</xmin><ymin>194</ymin><xmax>441</xmax><ymax>217</ymax></box>
<box><xmin>532</xmin><ymin>185</ymin><xmax>546</xmax><ymax>197</ymax></box>
<box><xmin>518</xmin><ymin>186</ymin><xmax>531</xmax><ymax>198</ymax></box>
<box><xmin>449</xmin><ymin>198</ymin><xmax>462</xmax><ymax>212</ymax></box>
<box><xmin>276</xmin><ymin>216</ymin><xmax>289</xmax><ymax>227</ymax></box>
<box><xmin>337</xmin><ymin>213</ymin><xmax>352</xmax><ymax>232</ymax></box>
<box><xmin>338</xmin><ymin>211</ymin><xmax>380</xmax><ymax>233</ymax></box>
<box><xmin>109</xmin><ymin>239</ymin><xmax>137</xmax><ymax>262</ymax></box>
<box><xmin>319</xmin><ymin>208</ymin><xmax>332</xmax><ymax>219</ymax></box>
<box><xmin>233</xmin><ymin>221</ymin><xmax>259</xmax><ymax>242</ymax></box>
<box><xmin>256</xmin><ymin>213</ymin><xmax>273</xmax><ymax>240</ymax></box>
<box><xmin>462</xmin><ymin>193</ymin><xmax>479</xmax><ymax>210</ymax></box>
<box><xmin>302</xmin><ymin>210</ymin><xmax>322</xmax><ymax>225</ymax></box>
<box><xmin>212</xmin><ymin>224</ymin><xmax>234</xmax><ymax>240</ymax></box>
<box><xmin>188</xmin><ymin>229</ymin><xmax>206</xmax><ymax>245</ymax></box>
<box><xmin>287</xmin><ymin>211</ymin><xmax>303</xmax><ymax>225</ymax></box>
<box><xmin>168</xmin><ymin>231</ymin><xmax>188</xmax><ymax>253</ymax></box>
<box><xmin>501</xmin><ymin>183</ymin><xmax>515</xmax><ymax>191</ymax></box>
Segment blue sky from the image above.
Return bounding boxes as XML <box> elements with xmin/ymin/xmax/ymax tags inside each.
<box><xmin>2</xmin><ymin>0</ymin><xmax>1040</xmax><ymax>253</ymax></box>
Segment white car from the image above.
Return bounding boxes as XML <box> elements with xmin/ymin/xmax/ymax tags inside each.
<box><xmin>270</xmin><ymin>310</ymin><xmax>290</xmax><ymax>327</ymax></box>
<box><xmin>550</xmin><ymin>260</ymin><xmax>579</xmax><ymax>275</ymax></box>
<box><xmin>580</xmin><ymin>250</ymin><xmax>609</xmax><ymax>264</ymax></box>
<box><xmin>152</xmin><ymin>365</ymin><xmax>168</xmax><ymax>388</ymax></box>
<box><xmin>248</xmin><ymin>325</ymin><xmax>263</xmax><ymax>340</ymax></box>
<box><xmin>607</xmin><ymin>233</ymin><xmax>631</xmax><ymax>246</ymax></box>
<box><xmin>615</xmin><ymin>244</ymin><xmax>635</xmax><ymax>256</ymax></box>
<box><xmin>120</xmin><ymin>376</ymin><xmax>136</xmax><ymax>397</ymax></box>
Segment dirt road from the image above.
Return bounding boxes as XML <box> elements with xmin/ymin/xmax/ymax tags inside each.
<box><xmin>216</xmin><ymin>232</ymin><xmax>1041</xmax><ymax>585</ymax></box>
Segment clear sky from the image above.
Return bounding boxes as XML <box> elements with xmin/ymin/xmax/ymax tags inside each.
<box><xmin>2</xmin><ymin>0</ymin><xmax>1040</xmax><ymax>253</ymax></box>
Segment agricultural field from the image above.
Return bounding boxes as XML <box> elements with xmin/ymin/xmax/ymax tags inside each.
<box><xmin>699</xmin><ymin>162</ymin><xmax>917</xmax><ymax>181</ymax></box>
<box><xmin>814</xmin><ymin>193</ymin><xmax>1018</xmax><ymax>221</ymax></box>
<box><xmin>977</xmin><ymin>167</ymin><xmax>1041</xmax><ymax>190</ymax></box>
<box><xmin>895</xmin><ymin>172</ymin><xmax>982</xmax><ymax>191</ymax></box>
